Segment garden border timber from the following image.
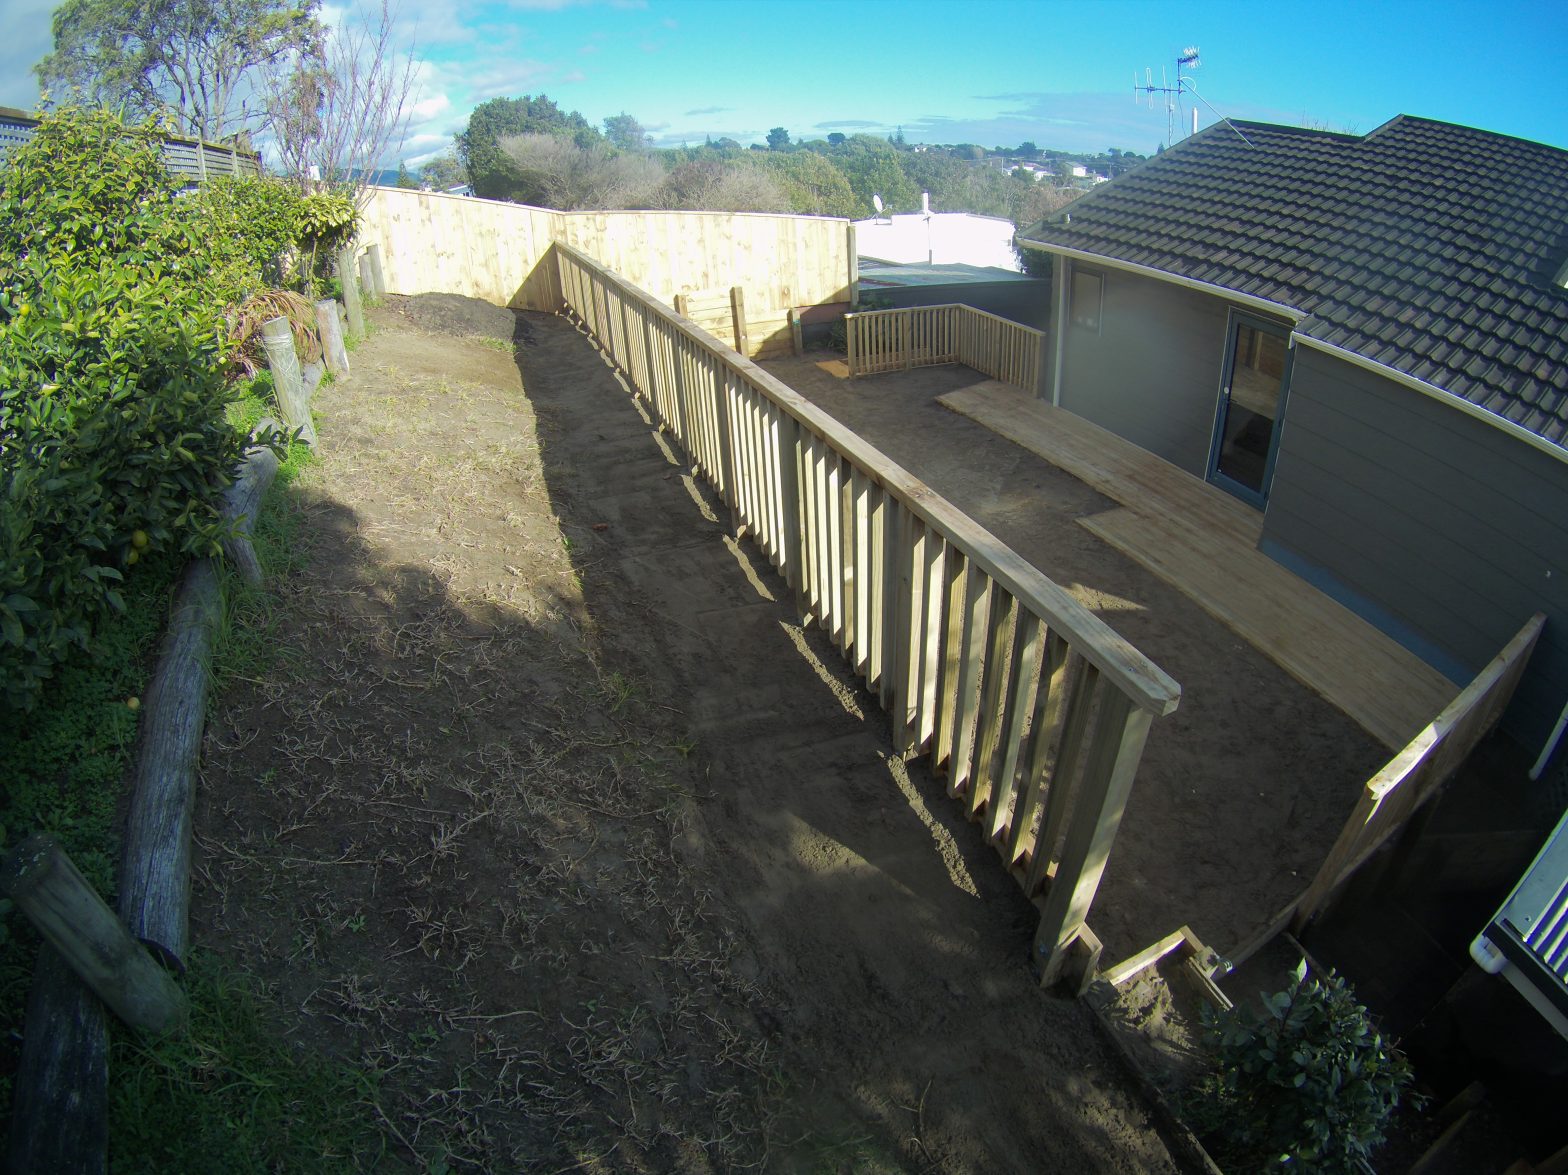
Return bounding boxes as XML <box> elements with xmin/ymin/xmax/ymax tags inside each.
<box><xmin>550</xmin><ymin>240</ymin><xmax>1180</xmax><ymax>985</ymax></box>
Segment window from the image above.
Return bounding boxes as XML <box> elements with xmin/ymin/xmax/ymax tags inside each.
<box><xmin>1070</xmin><ymin>268</ymin><xmax>1103</xmax><ymax>331</ymax></box>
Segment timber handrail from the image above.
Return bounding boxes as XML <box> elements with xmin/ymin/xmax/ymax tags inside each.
<box><xmin>555</xmin><ymin>240</ymin><xmax>1178</xmax><ymax>984</ymax></box>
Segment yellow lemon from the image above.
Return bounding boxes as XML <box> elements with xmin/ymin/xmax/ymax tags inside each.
<box><xmin>131</xmin><ymin>530</ymin><xmax>149</xmax><ymax>549</ymax></box>
<box><xmin>126</xmin><ymin>697</ymin><xmax>140</xmax><ymax>711</ymax></box>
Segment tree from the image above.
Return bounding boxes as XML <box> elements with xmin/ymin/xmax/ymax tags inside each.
<box><xmin>603</xmin><ymin>111</ymin><xmax>649</xmax><ymax>152</ymax></box>
<box><xmin>758</xmin><ymin>150</ymin><xmax>856</xmax><ymax>217</ymax></box>
<box><xmin>261</xmin><ymin>0</ymin><xmax>417</xmax><ymax>205</ymax></box>
<box><xmin>826</xmin><ymin>132</ymin><xmax>846</xmax><ymax>147</ymax></box>
<box><xmin>656</xmin><ymin>159</ymin><xmax>789</xmax><ymax>213</ymax></box>
<box><xmin>497</xmin><ymin>132</ymin><xmax>663</xmax><ymax>210</ymax></box>
<box><xmin>457</xmin><ymin>94</ymin><xmax>599</xmax><ymax>200</ymax></box>
<box><xmin>36</xmin><ymin>0</ymin><xmax>319</xmax><ymax>143</ymax></box>
<box><xmin>395</xmin><ymin>159</ymin><xmax>416</xmax><ymax>188</ymax></box>
<box><xmin>419</xmin><ymin>148</ymin><xmax>466</xmax><ymax>191</ymax></box>
<box><xmin>766</xmin><ymin>126</ymin><xmax>790</xmax><ymax>151</ymax></box>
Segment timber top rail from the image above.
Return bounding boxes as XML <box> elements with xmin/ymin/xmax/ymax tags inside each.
<box><xmin>566</xmin><ymin>244</ymin><xmax>1175</xmax><ymax>714</ymax></box>
<box><xmin>554</xmin><ymin>239</ymin><xmax>1177</xmax><ymax>985</ymax></box>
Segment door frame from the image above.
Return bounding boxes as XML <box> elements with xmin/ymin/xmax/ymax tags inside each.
<box><xmin>1206</xmin><ymin>309</ymin><xmax>1294</xmax><ymax>509</ymax></box>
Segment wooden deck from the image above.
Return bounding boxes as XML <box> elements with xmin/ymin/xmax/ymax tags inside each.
<box><xmin>939</xmin><ymin>382</ymin><xmax>1458</xmax><ymax>750</ymax></box>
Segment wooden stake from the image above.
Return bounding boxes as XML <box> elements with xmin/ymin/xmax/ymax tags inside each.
<box><xmin>314</xmin><ymin>297</ymin><xmax>350</xmax><ymax>377</ymax></box>
<box><xmin>259</xmin><ymin>317</ymin><xmax>318</xmax><ymax>449</ymax></box>
<box><xmin>336</xmin><ymin>246</ymin><xmax>365</xmax><ymax>341</ymax></box>
<box><xmin>363</xmin><ymin>242</ymin><xmax>387</xmax><ymax>298</ymax></box>
<box><xmin>1</xmin><ymin>835</ymin><xmax>187</xmax><ymax>1035</ymax></box>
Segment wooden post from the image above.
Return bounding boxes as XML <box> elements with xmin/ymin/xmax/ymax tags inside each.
<box><xmin>120</xmin><ymin>558</ymin><xmax>223</xmax><ymax>968</ymax></box>
<box><xmin>1035</xmin><ymin>691</ymin><xmax>1155</xmax><ymax>986</ymax></box>
<box><xmin>789</xmin><ymin>308</ymin><xmax>804</xmax><ymax>356</ymax></box>
<box><xmin>314</xmin><ymin>297</ymin><xmax>350</xmax><ymax>377</ymax></box>
<box><xmin>730</xmin><ymin>286</ymin><xmax>750</xmax><ymax>357</ymax></box>
<box><xmin>1</xmin><ymin>835</ymin><xmax>187</xmax><ymax>1035</ymax></box>
<box><xmin>336</xmin><ymin>246</ymin><xmax>365</xmax><ymax>341</ymax></box>
<box><xmin>845</xmin><ymin>312</ymin><xmax>858</xmax><ymax>378</ymax></box>
<box><xmin>357</xmin><ymin>251</ymin><xmax>376</xmax><ymax>305</ymax></box>
<box><xmin>7</xmin><ymin>946</ymin><xmax>109</xmax><ymax>1175</ymax></box>
<box><xmin>259</xmin><ymin>318</ymin><xmax>319</xmax><ymax>449</ymax></box>
<box><xmin>363</xmin><ymin>242</ymin><xmax>387</xmax><ymax>298</ymax></box>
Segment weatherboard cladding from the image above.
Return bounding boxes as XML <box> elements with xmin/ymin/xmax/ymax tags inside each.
<box><xmin>1023</xmin><ymin>115</ymin><xmax>1568</xmax><ymax>446</ymax></box>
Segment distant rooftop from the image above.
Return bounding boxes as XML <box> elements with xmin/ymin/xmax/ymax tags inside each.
<box><xmin>859</xmin><ymin>261</ymin><xmax>1036</xmax><ymax>288</ymax></box>
<box><xmin>1019</xmin><ymin>115</ymin><xmax>1568</xmax><ymax>448</ymax></box>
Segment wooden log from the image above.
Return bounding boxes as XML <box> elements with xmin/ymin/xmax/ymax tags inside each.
<box><xmin>1</xmin><ymin>835</ymin><xmax>186</xmax><ymax>1034</ymax></box>
<box><xmin>364</xmin><ymin>242</ymin><xmax>387</xmax><ymax>298</ymax></box>
<box><xmin>119</xmin><ymin>557</ymin><xmax>223</xmax><ymax>968</ymax></box>
<box><xmin>336</xmin><ymin>246</ymin><xmax>365</xmax><ymax>341</ymax></box>
<box><xmin>219</xmin><ymin>431</ymin><xmax>282</xmax><ymax>587</ymax></box>
<box><xmin>6</xmin><ymin>945</ymin><xmax>109</xmax><ymax>1175</ymax></box>
<box><xmin>259</xmin><ymin>317</ymin><xmax>318</xmax><ymax>449</ymax></box>
<box><xmin>357</xmin><ymin>251</ymin><xmax>375</xmax><ymax>305</ymax></box>
<box><xmin>314</xmin><ymin>297</ymin><xmax>349</xmax><ymax>377</ymax></box>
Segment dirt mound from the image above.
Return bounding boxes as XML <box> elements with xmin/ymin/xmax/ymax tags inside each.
<box><xmin>377</xmin><ymin>291</ymin><xmax>517</xmax><ymax>342</ymax></box>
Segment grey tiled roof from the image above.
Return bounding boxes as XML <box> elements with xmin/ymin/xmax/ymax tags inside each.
<box><xmin>1019</xmin><ymin>115</ymin><xmax>1568</xmax><ymax>448</ymax></box>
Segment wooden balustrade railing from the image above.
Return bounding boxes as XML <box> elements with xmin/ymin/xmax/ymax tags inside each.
<box><xmin>845</xmin><ymin>304</ymin><xmax>1044</xmax><ymax>392</ymax></box>
<box><xmin>555</xmin><ymin>242</ymin><xmax>1179</xmax><ymax>983</ymax></box>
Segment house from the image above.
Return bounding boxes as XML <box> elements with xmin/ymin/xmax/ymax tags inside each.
<box><xmin>854</xmin><ymin>196</ymin><xmax>1022</xmax><ymax>271</ymax></box>
<box><xmin>1017</xmin><ymin>114</ymin><xmax>1568</xmax><ymax>758</ymax></box>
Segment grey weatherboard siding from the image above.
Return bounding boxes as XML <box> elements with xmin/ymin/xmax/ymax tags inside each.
<box><xmin>1059</xmin><ymin>262</ymin><xmax>1237</xmax><ymax>477</ymax></box>
<box><xmin>1263</xmin><ymin>347</ymin><xmax>1568</xmax><ymax>746</ymax></box>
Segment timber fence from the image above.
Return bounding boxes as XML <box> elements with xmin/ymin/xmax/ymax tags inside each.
<box><xmin>0</xmin><ymin>111</ymin><xmax>261</xmax><ymax>181</ymax></box>
<box><xmin>845</xmin><ymin>303</ymin><xmax>1044</xmax><ymax>393</ymax></box>
<box><xmin>555</xmin><ymin>241</ymin><xmax>1180</xmax><ymax>983</ymax></box>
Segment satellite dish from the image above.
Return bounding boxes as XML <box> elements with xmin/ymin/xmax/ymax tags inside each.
<box><xmin>872</xmin><ymin>194</ymin><xmax>884</xmax><ymax>214</ymax></box>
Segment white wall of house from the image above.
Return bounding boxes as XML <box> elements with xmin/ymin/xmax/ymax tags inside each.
<box><xmin>853</xmin><ymin>210</ymin><xmax>1021</xmax><ymax>271</ymax></box>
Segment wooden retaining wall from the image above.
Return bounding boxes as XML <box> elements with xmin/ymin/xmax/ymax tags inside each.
<box><xmin>845</xmin><ymin>304</ymin><xmax>1044</xmax><ymax>392</ymax></box>
<box><xmin>555</xmin><ymin>241</ymin><xmax>1180</xmax><ymax>984</ymax></box>
<box><xmin>357</xmin><ymin>187</ymin><xmax>854</xmax><ymax>319</ymax></box>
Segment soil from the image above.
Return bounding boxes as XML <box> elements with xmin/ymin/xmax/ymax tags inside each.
<box><xmin>193</xmin><ymin>294</ymin><xmax>1183</xmax><ymax>1172</ymax></box>
<box><xmin>762</xmin><ymin>355</ymin><xmax>1391</xmax><ymax>965</ymax></box>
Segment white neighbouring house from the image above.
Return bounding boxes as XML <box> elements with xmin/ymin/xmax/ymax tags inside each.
<box><xmin>853</xmin><ymin>194</ymin><xmax>1021</xmax><ymax>272</ymax></box>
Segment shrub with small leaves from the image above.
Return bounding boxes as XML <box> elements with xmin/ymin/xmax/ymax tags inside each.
<box><xmin>185</xmin><ymin>175</ymin><xmax>305</xmax><ymax>302</ymax></box>
<box><xmin>1189</xmin><ymin>960</ymin><xmax>1418</xmax><ymax>1173</ymax></box>
<box><xmin>295</xmin><ymin>191</ymin><xmax>360</xmax><ymax>293</ymax></box>
<box><xmin>0</xmin><ymin>105</ymin><xmax>247</xmax><ymax>709</ymax></box>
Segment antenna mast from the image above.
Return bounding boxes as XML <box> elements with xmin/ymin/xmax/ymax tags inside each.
<box><xmin>1133</xmin><ymin>45</ymin><xmax>1200</xmax><ymax>147</ymax></box>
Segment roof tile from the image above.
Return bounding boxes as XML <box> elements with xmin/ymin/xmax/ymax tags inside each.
<box><xmin>1023</xmin><ymin>115</ymin><xmax>1568</xmax><ymax>447</ymax></box>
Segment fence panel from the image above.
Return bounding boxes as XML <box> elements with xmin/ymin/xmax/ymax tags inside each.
<box><xmin>554</xmin><ymin>242</ymin><xmax>1179</xmax><ymax>982</ymax></box>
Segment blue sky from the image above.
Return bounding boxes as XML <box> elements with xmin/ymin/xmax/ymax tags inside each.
<box><xmin>1</xmin><ymin>0</ymin><xmax>1565</xmax><ymax>167</ymax></box>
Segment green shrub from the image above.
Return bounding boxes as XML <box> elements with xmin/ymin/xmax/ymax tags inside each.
<box><xmin>1189</xmin><ymin>961</ymin><xmax>1417</xmax><ymax>1173</ymax></box>
<box><xmin>0</xmin><ymin>105</ymin><xmax>247</xmax><ymax>709</ymax></box>
<box><xmin>295</xmin><ymin>191</ymin><xmax>360</xmax><ymax>294</ymax></box>
<box><xmin>186</xmin><ymin>176</ymin><xmax>304</xmax><ymax>302</ymax></box>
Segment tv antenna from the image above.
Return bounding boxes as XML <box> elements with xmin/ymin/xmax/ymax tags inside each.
<box><xmin>1133</xmin><ymin>45</ymin><xmax>1201</xmax><ymax>147</ymax></box>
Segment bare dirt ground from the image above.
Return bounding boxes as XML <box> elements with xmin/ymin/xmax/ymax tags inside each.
<box><xmin>193</xmin><ymin>295</ymin><xmax>1181</xmax><ymax>1172</ymax></box>
<box><xmin>763</xmin><ymin>354</ymin><xmax>1390</xmax><ymax>965</ymax></box>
